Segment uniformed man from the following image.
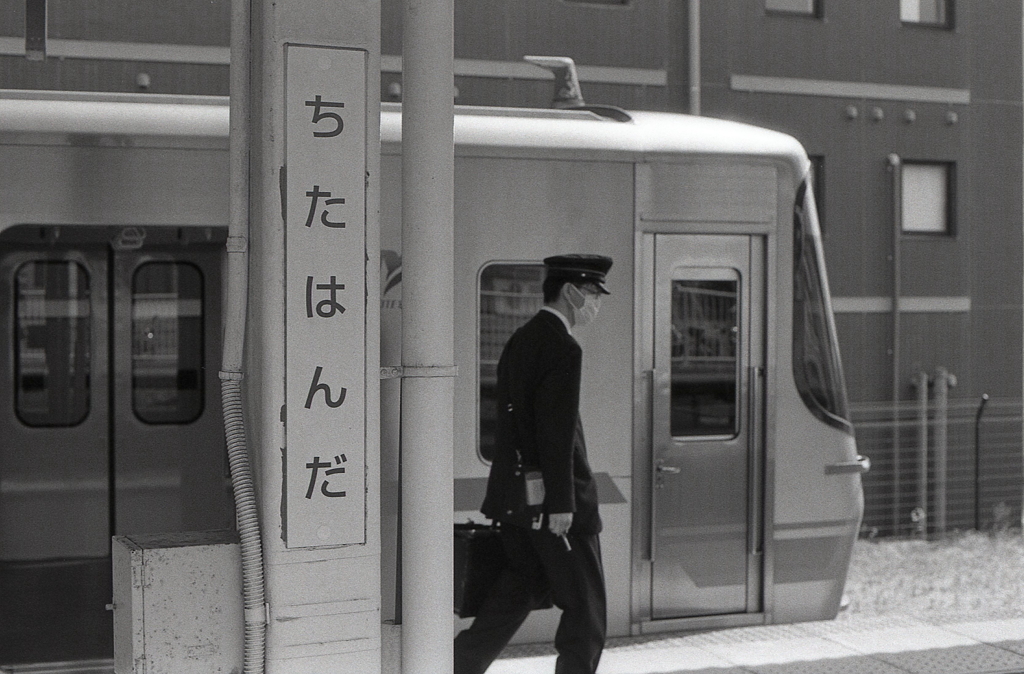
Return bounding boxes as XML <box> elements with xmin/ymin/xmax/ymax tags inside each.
<box><xmin>454</xmin><ymin>254</ymin><xmax>612</xmax><ymax>674</ymax></box>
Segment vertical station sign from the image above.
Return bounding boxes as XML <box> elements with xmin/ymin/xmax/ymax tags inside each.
<box><xmin>284</xmin><ymin>45</ymin><xmax>367</xmax><ymax>547</ymax></box>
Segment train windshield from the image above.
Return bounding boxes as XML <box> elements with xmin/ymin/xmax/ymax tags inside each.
<box><xmin>793</xmin><ymin>181</ymin><xmax>853</xmax><ymax>433</ymax></box>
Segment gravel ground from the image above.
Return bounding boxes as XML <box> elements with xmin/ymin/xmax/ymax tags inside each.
<box><xmin>839</xmin><ymin>530</ymin><xmax>1024</xmax><ymax>624</ymax></box>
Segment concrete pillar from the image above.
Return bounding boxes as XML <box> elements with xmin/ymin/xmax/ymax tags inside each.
<box><xmin>242</xmin><ymin>0</ymin><xmax>382</xmax><ymax>671</ymax></box>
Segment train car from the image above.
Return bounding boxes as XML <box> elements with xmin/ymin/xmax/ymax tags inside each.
<box><xmin>0</xmin><ymin>88</ymin><xmax>865</xmax><ymax>666</ymax></box>
<box><xmin>378</xmin><ymin>99</ymin><xmax>866</xmax><ymax>642</ymax></box>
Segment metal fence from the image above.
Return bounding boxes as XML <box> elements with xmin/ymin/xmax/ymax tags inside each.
<box><xmin>853</xmin><ymin>382</ymin><xmax>1022</xmax><ymax>539</ymax></box>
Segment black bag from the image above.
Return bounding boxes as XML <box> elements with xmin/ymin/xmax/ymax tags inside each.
<box><xmin>453</xmin><ymin>522</ymin><xmax>507</xmax><ymax>618</ymax></box>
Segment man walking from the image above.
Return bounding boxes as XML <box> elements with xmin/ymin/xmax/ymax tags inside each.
<box><xmin>454</xmin><ymin>254</ymin><xmax>612</xmax><ymax>674</ymax></box>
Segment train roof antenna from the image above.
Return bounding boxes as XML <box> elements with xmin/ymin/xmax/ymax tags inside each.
<box><xmin>523</xmin><ymin>55</ymin><xmax>633</xmax><ymax>123</ymax></box>
<box><xmin>524</xmin><ymin>55</ymin><xmax>585</xmax><ymax>109</ymax></box>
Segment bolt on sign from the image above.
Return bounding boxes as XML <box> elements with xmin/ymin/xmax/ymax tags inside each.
<box><xmin>284</xmin><ymin>45</ymin><xmax>367</xmax><ymax>547</ymax></box>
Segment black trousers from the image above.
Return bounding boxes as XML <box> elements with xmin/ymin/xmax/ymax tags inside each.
<box><xmin>454</xmin><ymin>524</ymin><xmax>606</xmax><ymax>674</ymax></box>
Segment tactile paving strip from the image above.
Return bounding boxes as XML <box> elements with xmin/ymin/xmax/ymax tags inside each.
<box><xmin>748</xmin><ymin>654</ymin><xmax>908</xmax><ymax>674</ymax></box>
<box><xmin>873</xmin><ymin>643</ymin><xmax>1024</xmax><ymax>674</ymax></box>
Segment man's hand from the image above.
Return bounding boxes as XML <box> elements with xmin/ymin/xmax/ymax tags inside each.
<box><xmin>548</xmin><ymin>512</ymin><xmax>573</xmax><ymax>536</ymax></box>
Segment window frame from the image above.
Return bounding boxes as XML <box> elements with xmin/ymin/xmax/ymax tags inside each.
<box><xmin>766</xmin><ymin>0</ymin><xmax>823</xmax><ymax>18</ymax></box>
<box><xmin>899</xmin><ymin>0</ymin><xmax>954</xmax><ymax>29</ymax></box>
<box><xmin>900</xmin><ymin>160</ymin><xmax>957</xmax><ymax>237</ymax></box>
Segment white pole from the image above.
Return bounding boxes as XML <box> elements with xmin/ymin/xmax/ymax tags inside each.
<box><xmin>935</xmin><ymin>368</ymin><xmax>950</xmax><ymax>537</ymax></box>
<box><xmin>689</xmin><ymin>0</ymin><xmax>701</xmax><ymax>116</ymax></box>
<box><xmin>401</xmin><ymin>0</ymin><xmax>455</xmax><ymax>671</ymax></box>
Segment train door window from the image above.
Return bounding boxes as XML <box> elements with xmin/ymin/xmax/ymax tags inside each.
<box><xmin>902</xmin><ymin>161</ymin><xmax>955</xmax><ymax>235</ymax></box>
<box><xmin>766</xmin><ymin>0</ymin><xmax>822</xmax><ymax>17</ymax></box>
<box><xmin>14</xmin><ymin>261</ymin><xmax>91</xmax><ymax>426</ymax></box>
<box><xmin>478</xmin><ymin>262</ymin><xmax>545</xmax><ymax>461</ymax></box>
<box><xmin>900</xmin><ymin>0</ymin><xmax>952</xmax><ymax>27</ymax></box>
<box><xmin>670</xmin><ymin>276</ymin><xmax>739</xmax><ymax>438</ymax></box>
<box><xmin>131</xmin><ymin>262</ymin><xmax>204</xmax><ymax>424</ymax></box>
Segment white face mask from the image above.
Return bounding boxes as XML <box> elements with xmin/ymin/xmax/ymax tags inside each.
<box><xmin>567</xmin><ymin>284</ymin><xmax>601</xmax><ymax>327</ymax></box>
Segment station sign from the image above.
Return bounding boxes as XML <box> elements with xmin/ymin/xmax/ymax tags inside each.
<box><xmin>283</xmin><ymin>44</ymin><xmax>367</xmax><ymax>547</ymax></box>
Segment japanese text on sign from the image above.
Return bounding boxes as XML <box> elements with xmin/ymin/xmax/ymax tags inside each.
<box><xmin>284</xmin><ymin>45</ymin><xmax>367</xmax><ymax>548</ymax></box>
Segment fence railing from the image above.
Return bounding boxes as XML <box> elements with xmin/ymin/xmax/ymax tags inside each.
<box><xmin>852</xmin><ymin>384</ymin><xmax>1022</xmax><ymax>539</ymax></box>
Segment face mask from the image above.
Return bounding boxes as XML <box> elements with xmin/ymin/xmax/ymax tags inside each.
<box><xmin>567</xmin><ymin>284</ymin><xmax>601</xmax><ymax>327</ymax></box>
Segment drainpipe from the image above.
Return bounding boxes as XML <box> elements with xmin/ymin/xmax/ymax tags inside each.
<box><xmin>888</xmin><ymin>153</ymin><xmax>903</xmax><ymax>534</ymax></box>
<box><xmin>223</xmin><ymin>0</ymin><xmax>267</xmax><ymax>672</ymax></box>
<box><xmin>688</xmin><ymin>0</ymin><xmax>701</xmax><ymax>116</ymax></box>
<box><xmin>400</xmin><ymin>0</ymin><xmax>455</xmax><ymax>671</ymax></box>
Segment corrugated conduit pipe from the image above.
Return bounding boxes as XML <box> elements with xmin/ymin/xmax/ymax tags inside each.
<box><xmin>223</xmin><ymin>0</ymin><xmax>267</xmax><ymax>672</ymax></box>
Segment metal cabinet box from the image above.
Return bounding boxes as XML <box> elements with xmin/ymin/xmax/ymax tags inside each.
<box><xmin>112</xmin><ymin>531</ymin><xmax>243</xmax><ymax>674</ymax></box>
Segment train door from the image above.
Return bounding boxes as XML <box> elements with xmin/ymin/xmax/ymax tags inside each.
<box><xmin>0</xmin><ymin>226</ymin><xmax>232</xmax><ymax>665</ymax></box>
<box><xmin>650</xmin><ymin>234</ymin><xmax>765</xmax><ymax>619</ymax></box>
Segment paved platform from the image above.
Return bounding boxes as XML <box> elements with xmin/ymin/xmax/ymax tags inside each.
<box><xmin>490</xmin><ymin>615</ymin><xmax>1024</xmax><ymax>674</ymax></box>
<box><xmin>8</xmin><ymin>615</ymin><xmax>1024</xmax><ymax>673</ymax></box>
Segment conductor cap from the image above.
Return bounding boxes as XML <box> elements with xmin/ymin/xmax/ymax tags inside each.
<box><xmin>543</xmin><ymin>254</ymin><xmax>613</xmax><ymax>295</ymax></box>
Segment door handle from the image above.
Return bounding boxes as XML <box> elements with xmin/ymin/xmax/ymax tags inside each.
<box><xmin>825</xmin><ymin>455</ymin><xmax>871</xmax><ymax>475</ymax></box>
<box><xmin>656</xmin><ymin>464</ymin><xmax>681</xmax><ymax>474</ymax></box>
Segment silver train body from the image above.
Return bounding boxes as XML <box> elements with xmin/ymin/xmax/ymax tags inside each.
<box><xmin>0</xmin><ymin>90</ymin><xmax>864</xmax><ymax>661</ymax></box>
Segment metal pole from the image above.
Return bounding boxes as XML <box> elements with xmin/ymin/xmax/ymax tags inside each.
<box><xmin>974</xmin><ymin>393</ymin><xmax>990</xmax><ymax>530</ymax></box>
<box><xmin>688</xmin><ymin>0</ymin><xmax>701</xmax><ymax>116</ymax></box>
<box><xmin>914</xmin><ymin>371</ymin><xmax>928</xmax><ymax>537</ymax></box>
<box><xmin>934</xmin><ymin>367</ymin><xmax>950</xmax><ymax>537</ymax></box>
<box><xmin>888</xmin><ymin>153</ymin><xmax>902</xmax><ymax>534</ymax></box>
<box><xmin>400</xmin><ymin>0</ymin><xmax>455</xmax><ymax>670</ymax></box>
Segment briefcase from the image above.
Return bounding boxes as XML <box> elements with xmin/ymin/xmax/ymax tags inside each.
<box><xmin>454</xmin><ymin>522</ymin><xmax>506</xmax><ymax>618</ymax></box>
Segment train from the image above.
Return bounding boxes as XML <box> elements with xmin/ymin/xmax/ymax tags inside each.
<box><xmin>0</xmin><ymin>87</ymin><xmax>865</xmax><ymax>666</ymax></box>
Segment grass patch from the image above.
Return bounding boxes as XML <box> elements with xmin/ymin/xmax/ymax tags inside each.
<box><xmin>839</xmin><ymin>530</ymin><xmax>1024</xmax><ymax>623</ymax></box>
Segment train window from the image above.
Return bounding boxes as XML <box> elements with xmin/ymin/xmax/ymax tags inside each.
<box><xmin>670</xmin><ymin>276</ymin><xmax>739</xmax><ymax>438</ymax></box>
<box><xmin>131</xmin><ymin>262</ymin><xmax>204</xmax><ymax>424</ymax></box>
<box><xmin>14</xmin><ymin>261</ymin><xmax>91</xmax><ymax>427</ymax></box>
<box><xmin>766</xmin><ymin>0</ymin><xmax>822</xmax><ymax>17</ymax></box>
<box><xmin>900</xmin><ymin>0</ymin><xmax>952</xmax><ymax>27</ymax></box>
<box><xmin>478</xmin><ymin>262</ymin><xmax>545</xmax><ymax>462</ymax></box>
<box><xmin>902</xmin><ymin>161</ymin><xmax>955</xmax><ymax>234</ymax></box>
<box><xmin>793</xmin><ymin>182</ymin><xmax>853</xmax><ymax>432</ymax></box>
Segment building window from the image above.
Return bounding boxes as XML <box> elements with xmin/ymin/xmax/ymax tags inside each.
<box><xmin>132</xmin><ymin>262</ymin><xmax>205</xmax><ymax>424</ymax></box>
<box><xmin>478</xmin><ymin>262</ymin><xmax>545</xmax><ymax>462</ymax></box>
<box><xmin>902</xmin><ymin>161</ymin><xmax>955</xmax><ymax>234</ymax></box>
<box><xmin>900</xmin><ymin>0</ymin><xmax>952</xmax><ymax>27</ymax></box>
<box><xmin>14</xmin><ymin>261</ymin><xmax>91</xmax><ymax>427</ymax></box>
<box><xmin>766</xmin><ymin>0</ymin><xmax>822</xmax><ymax>17</ymax></box>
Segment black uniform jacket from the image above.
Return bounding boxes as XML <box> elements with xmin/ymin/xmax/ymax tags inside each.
<box><xmin>481</xmin><ymin>309</ymin><xmax>603</xmax><ymax>535</ymax></box>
